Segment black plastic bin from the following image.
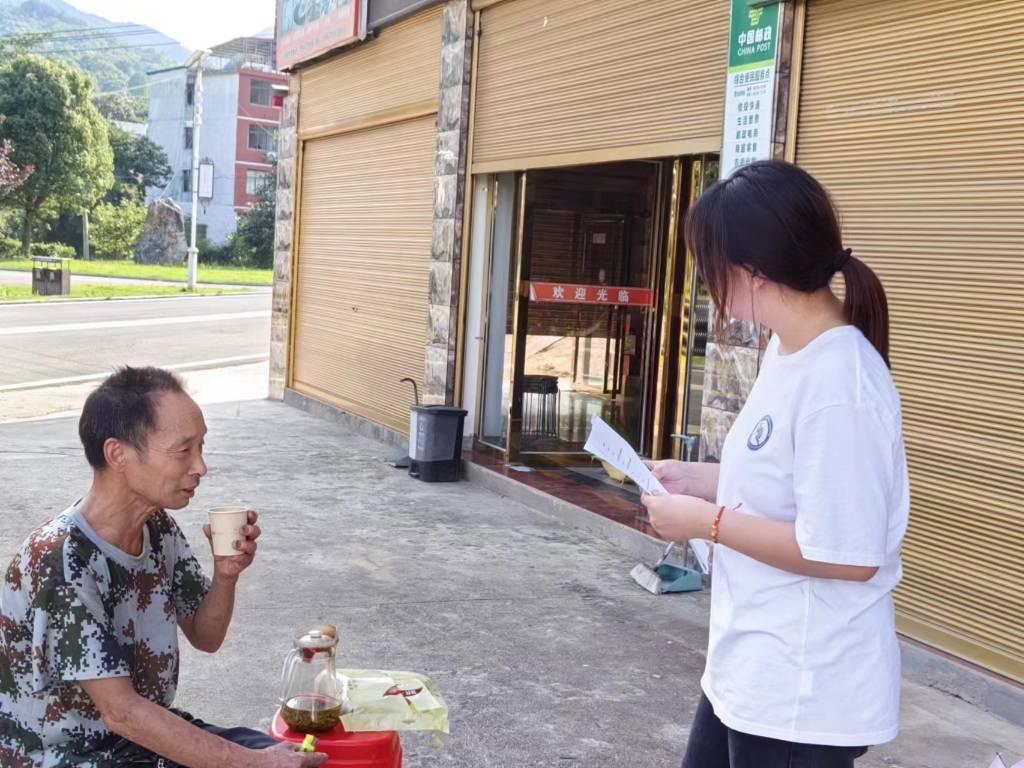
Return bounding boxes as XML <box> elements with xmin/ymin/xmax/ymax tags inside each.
<box><xmin>408</xmin><ymin>405</ymin><xmax>467</xmax><ymax>482</ymax></box>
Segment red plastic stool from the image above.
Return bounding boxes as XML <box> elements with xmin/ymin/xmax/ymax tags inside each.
<box><xmin>270</xmin><ymin>710</ymin><xmax>402</xmax><ymax>767</ymax></box>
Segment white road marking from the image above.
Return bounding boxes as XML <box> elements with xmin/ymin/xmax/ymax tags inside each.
<box><xmin>0</xmin><ymin>311</ymin><xmax>266</xmax><ymax>336</ymax></box>
<box><xmin>0</xmin><ymin>355</ymin><xmax>269</xmax><ymax>392</ymax></box>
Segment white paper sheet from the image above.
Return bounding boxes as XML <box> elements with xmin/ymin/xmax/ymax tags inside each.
<box><xmin>988</xmin><ymin>757</ymin><xmax>1024</xmax><ymax>768</ymax></box>
<box><xmin>585</xmin><ymin>416</ymin><xmax>711</xmax><ymax>573</ymax></box>
<box><xmin>584</xmin><ymin>416</ymin><xmax>667</xmax><ymax>496</ymax></box>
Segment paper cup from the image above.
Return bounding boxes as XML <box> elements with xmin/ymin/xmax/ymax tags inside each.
<box><xmin>208</xmin><ymin>506</ymin><xmax>249</xmax><ymax>556</ymax></box>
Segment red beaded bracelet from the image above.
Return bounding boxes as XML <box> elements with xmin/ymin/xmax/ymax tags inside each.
<box><xmin>711</xmin><ymin>504</ymin><xmax>726</xmax><ymax>544</ymax></box>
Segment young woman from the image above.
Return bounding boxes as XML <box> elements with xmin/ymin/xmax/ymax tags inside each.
<box><xmin>642</xmin><ymin>160</ymin><xmax>909</xmax><ymax>768</ymax></box>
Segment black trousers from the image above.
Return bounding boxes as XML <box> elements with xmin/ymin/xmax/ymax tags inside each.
<box><xmin>96</xmin><ymin>709</ymin><xmax>279</xmax><ymax>767</ymax></box>
<box><xmin>682</xmin><ymin>695</ymin><xmax>869</xmax><ymax>768</ymax></box>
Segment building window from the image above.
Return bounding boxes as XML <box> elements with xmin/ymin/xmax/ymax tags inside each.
<box><xmin>186</xmin><ymin>77</ymin><xmax>195</xmax><ymax>106</ymax></box>
<box><xmin>184</xmin><ymin>126</ymin><xmax>193</xmax><ymax>149</ymax></box>
<box><xmin>184</xmin><ymin>219</ymin><xmax>208</xmax><ymax>242</ymax></box>
<box><xmin>248</xmin><ymin>124</ymin><xmax>275</xmax><ymax>152</ymax></box>
<box><xmin>250</xmin><ymin>79</ymin><xmax>272</xmax><ymax>106</ymax></box>
<box><xmin>182</xmin><ymin>169</ymin><xmax>191</xmax><ymax>194</ymax></box>
<box><xmin>245</xmin><ymin>170</ymin><xmax>271</xmax><ymax>196</ymax></box>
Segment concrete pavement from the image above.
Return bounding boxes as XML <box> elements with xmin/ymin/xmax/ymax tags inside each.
<box><xmin>1</xmin><ymin>398</ymin><xmax>1021</xmax><ymax>767</ymax></box>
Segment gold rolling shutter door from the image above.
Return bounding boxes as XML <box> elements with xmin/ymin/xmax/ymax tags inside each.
<box><xmin>797</xmin><ymin>0</ymin><xmax>1024</xmax><ymax>682</ymax></box>
<box><xmin>298</xmin><ymin>7</ymin><xmax>443</xmax><ymax>138</ymax></box>
<box><xmin>470</xmin><ymin>0</ymin><xmax>728</xmax><ymax>173</ymax></box>
<box><xmin>291</xmin><ymin>9</ymin><xmax>442</xmax><ymax>433</ymax></box>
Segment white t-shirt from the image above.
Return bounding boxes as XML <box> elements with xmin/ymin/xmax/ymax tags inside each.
<box><xmin>702</xmin><ymin>325</ymin><xmax>909</xmax><ymax>747</ymax></box>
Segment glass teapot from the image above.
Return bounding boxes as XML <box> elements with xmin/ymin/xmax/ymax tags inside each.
<box><xmin>279</xmin><ymin>625</ymin><xmax>343</xmax><ymax>733</ymax></box>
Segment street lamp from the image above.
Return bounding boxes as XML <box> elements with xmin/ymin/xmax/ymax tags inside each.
<box><xmin>185</xmin><ymin>48</ymin><xmax>211</xmax><ymax>290</ymax></box>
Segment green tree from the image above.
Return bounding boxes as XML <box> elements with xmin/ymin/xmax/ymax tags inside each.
<box><xmin>235</xmin><ymin>168</ymin><xmax>277</xmax><ymax>268</ymax></box>
<box><xmin>0</xmin><ymin>117</ymin><xmax>33</xmax><ymax>200</ymax></box>
<box><xmin>0</xmin><ymin>30</ymin><xmax>51</xmax><ymax>60</ymax></box>
<box><xmin>108</xmin><ymin>126</ymin><xmax>170</xmax><ymax>203</ymax></box>
<box><xmin>94</xmin><ymin>92</ymin><xmax>148</xmax><ymax>124</ymax></box>
<box><xmin>90</xmin><ymin>195</ymin><xmax>146</xmax><ymax>259</ymax></box>
<box><xmin>0</xmin><ymin>55</ymin><xmax>114</xmax><ymax>255</ymax></box>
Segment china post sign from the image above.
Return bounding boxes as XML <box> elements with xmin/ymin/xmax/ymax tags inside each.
<box><xmin>721</xmin><ymin>0</ymin><xmax>781</xmax><ymax>176</ymax></box>
<box><xmin>276</xmin><ymin>0</ymin><xmax>368</xmax><ymax>70</ymax></box>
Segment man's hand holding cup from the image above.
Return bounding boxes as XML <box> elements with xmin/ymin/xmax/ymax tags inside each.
<box><xmin>205</xmin><ymin>506</ymin><xmax>261</xmax><ymax>580</ymax></box>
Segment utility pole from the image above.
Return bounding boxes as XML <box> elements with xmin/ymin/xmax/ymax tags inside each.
<box><xmin>82</xmin><ymin>209</ymin><xmax>90</xmax><ymax>261</ymax></box>
<box><xmin>186</xmin><ymin>49</ymin><xmax>210</xmax><ymax>290</ymax></box>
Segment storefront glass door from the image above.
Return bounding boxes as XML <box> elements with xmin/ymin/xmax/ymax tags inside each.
<box><xmin>513</xmin><ymin>163</ymin><xmax>662</xmax><ymax>457</ymax></box>
<box><xmin>473</xmin><ymin>157</ymin><xmax>717</xmax><ymax>465</ymax></box>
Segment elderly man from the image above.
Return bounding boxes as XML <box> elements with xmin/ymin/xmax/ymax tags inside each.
<box><xmin>0</xmin><ymin>367</ymin><xmax>325</xmax><ymax>768</ymax></box>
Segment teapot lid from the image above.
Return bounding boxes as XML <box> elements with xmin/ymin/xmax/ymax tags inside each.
<box><xmin>294</xmin><ymin>625</ymin><xmax>338</xmax><ymax>652</ymax></box>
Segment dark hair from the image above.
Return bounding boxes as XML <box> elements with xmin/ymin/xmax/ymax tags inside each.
<box><xmin>685</xmin><ymin>160</ymin><xmax>890</xmax><ymax>366</ymax></box>
<box><xmin>78</xmin><ymin>367</ymin><xmax>186</xmax><ymax>469</ymax></box>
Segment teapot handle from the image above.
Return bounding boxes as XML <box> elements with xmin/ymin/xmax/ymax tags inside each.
<box><xmin>279</xmin><ymin>649</ymin><xmax>299</xmax><ymax>704</ymax></box>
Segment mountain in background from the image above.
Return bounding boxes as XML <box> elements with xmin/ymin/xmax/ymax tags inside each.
<box><xmin>0</xmin><ymin>0</ymin><xmax>190</xmax><ymax>102</ymax></box>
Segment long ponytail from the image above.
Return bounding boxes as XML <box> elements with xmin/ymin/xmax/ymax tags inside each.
<box><xmin>839</xmin><ymin>255</ymin><xmax>890</xmax><ymax>368</ymax></box>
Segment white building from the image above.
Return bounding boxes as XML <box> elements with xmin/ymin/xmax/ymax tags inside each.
<box><xmin>111</xmin><ymin>120</ymin><xmax>147</xmax><ymax>136</ymax></box>
<box><xmin>146</xmin><ymin>36</ymin><xmax>286</xmax><ymax>244</ymax></box>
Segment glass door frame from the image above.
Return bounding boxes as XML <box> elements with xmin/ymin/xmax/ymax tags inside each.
<box><xmin>671</xmin><ymin>156</ymin><xmax>719</xmax><ymax>459</ymax></box>
<box><xmin>505</xmin><ymin>173</ymin><xmax>530</xmax><ymax>463</ymax></box>
<box><xmin>472</xmin><ymin>172</ymin><xmax>525</xmax><ymax>460</ymax></box>
<box><xmin>649</xmin><ymin>158</ymin><xmax>686</xmax><ymax>460</ymax></box>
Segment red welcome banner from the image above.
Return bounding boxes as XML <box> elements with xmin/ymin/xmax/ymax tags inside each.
<box><xmin>529</xmin><ymin>282</ymin><xmax>655</xmax><ymax>307</ymax></box>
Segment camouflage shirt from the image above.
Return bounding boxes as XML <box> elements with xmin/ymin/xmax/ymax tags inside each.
<box><xmin>0</xmin><ymin>505</ymin><xmax>211</xmax><ymax>767</ymax></box>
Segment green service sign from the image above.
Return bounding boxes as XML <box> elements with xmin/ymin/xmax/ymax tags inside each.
<box><xmin>729</xmin><ymin>0</ymin><xmax>781</xmax><ymax>70</ymax></box>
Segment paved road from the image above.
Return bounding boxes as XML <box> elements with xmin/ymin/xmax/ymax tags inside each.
<box><xmin>0</xmin><ymin>293</ymin><xmax>271</xmax><ymax>391</ymax></box>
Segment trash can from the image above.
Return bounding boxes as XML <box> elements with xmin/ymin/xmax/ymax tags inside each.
<box><xmin>31</xmin><ymin>257</ymin><xmax>71</xmax><ymax>296</ymax></box>
<box><xmin>408</xmin><ymin>405</ymin><xmax>467</xmax><ymax>483</ymax></box>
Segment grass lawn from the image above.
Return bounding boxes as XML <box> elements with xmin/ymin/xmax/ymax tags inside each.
<box><xmin>0</xmin><ymin>259</ymin><xmax>272</xmax><ymax>286</ymax></box>
<box><xmin>0</xmin><ymin>284</ymin><xmax>251</xmax><ymax>302</ymax></box>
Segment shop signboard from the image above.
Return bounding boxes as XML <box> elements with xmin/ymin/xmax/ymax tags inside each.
<box><xmin>529</xmin><ymin>282</ymin><xmax>655</xmax><ymax>308</ymax></box>
<box><xmin>276</xmin><ymin>0</ymin><xmax>368</xmax><ymax>70</ymax></box>
<box><xmin>721</xmin><ymin>0</ymin><xmax>782</xmax><ymax>175</ymax></box>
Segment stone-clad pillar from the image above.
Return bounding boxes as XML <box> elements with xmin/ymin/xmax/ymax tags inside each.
<box><xmin>700</xmin><ymin>320</ymin><xmax>768</xmax><ymax>461</ymax></box>
<box><xmin>699</xmin><ymin>1</ymin><xmax>795</xmax><ymax>461</ymax></box>
<box><xmin>269</xmin><ymin>75</ymin><xmax>301</xmax><ymax>400</ymax></box>
<box><xmin>424</xmin><ymin>0</ymin><xmax>474</xmax><ymax>405</ymax></box>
